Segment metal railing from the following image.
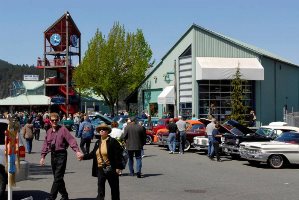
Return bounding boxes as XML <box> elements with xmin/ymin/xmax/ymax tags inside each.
<box><xmin>284</xmin><ymin>109</ymin><xmax>299</xmax><ymax>127</ymax></box>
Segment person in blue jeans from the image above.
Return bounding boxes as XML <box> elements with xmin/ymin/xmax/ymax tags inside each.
<box><xmin>23</xmin><ymin>119</ymin><xmax>34</xmax><ymax>154</ymax></box>
<box><xmin>167</xmin><ymin>118</ymin><xmax>178</xmax><ymax>154</ymax></box>
<box><xmin>206</xmin><ymin>118</ymin><xmax>216</xmax><ymax>158</ymax></box>
<box><xmin>122</xmin><ymin>117</ymin><xmax>146</xmax><ymax>178</ymax></box>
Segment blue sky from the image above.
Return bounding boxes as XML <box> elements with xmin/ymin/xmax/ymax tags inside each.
<box><xmin>1</xmin><ymin>0</ymin><xmax>299</xmax><ymax>66</ymax></box>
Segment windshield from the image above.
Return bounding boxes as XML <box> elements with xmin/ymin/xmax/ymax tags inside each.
<box><xmin>256</xmin><ymin>128</ymin><xmax>274</xmax><ymax>137</ymax></box>
<box><xmin>157</xmin><ymin>119</ymin><xmax>165</xmax><ymax>126</ymax></box>
<box><xmin>230</xmin><ymin>127</ymin><xmax>244</xmax><ymax>136</ymax></box>
<box><xmin>190</xmin><ymin>124</ymin><xmax>205</xmax><ymax>131</ymax></box>
<box><xmin>274</xmin><ymin>132</ymin><xmax>299</xmax><ymax>144</ymax></box>
<box><xmin>90</xmin><ymin>114</ymin><xmax>112</xmax><ymax>125</ymax></box>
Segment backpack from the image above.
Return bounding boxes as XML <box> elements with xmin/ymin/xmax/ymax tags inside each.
<box><xmin>82</xmin><ymin>122</ymin><xmax>94</xmax><ymax>139</ymax></box>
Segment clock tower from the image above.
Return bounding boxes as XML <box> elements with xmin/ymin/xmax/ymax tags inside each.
<box><xmin>38</xmin><ymin>12</ymin><xmax>81</xmax><ymax>115</ymax></box>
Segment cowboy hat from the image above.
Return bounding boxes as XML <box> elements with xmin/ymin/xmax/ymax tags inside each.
<box><xmin>96</xmin><ymin>123</ymin><xmax>111</xmax><ymax>133</ymax></box>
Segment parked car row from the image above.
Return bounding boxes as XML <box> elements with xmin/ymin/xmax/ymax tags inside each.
<box><xmin>60</xmin><ymin>114</ymin><xmax>299</xmax><ymax>169</ymax></box>
<box><xmin>155</xmin><ymin>120</ymin><xmax>206</xmax><ymax>151</ymax></box>
<box><xmin>240</xmin><ymin>131</ymin><xmax>299</xmax><ymax>168</ymax></box>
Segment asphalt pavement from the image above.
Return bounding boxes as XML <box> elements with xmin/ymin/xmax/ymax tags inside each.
<box><xmin>9</xmin><ymin>129</ymin><xmax>299</xmax><ymax>200</ymax></box>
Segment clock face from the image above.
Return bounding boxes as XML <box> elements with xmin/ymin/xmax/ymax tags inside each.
<box><xmin>50</xmin><ymin>33</ymin><xmax>61</xmax><ymax>46</ymax></box>
<box><xmin>70</xmin><ymin>35</ymin><xmax>78</xmax><ymax>47</ymax></box>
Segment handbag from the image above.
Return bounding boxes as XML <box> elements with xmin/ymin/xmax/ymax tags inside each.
<box><xmin>121</xmin><ymin>148</ymin><xmax>129</xmax><ymax>169</ymax></box>
<box><xmin>99</xmin><ymin>147</ymin><xmax>113</xmax><ymax>174</ymax></box>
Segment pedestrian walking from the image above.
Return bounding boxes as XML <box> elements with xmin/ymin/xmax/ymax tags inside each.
<box><xmin>79</xmin><ymin>123</ymin><xmax>124</xmax><ymax>200</ymax></box>
<box><xmin>40</xmin><ymin>112</ymin><xmax>83</xmax><ymax>200</ymax></box>
<box><xmin>33</xmin><ymin>114</ymin><xmax>42</xmax><ymax>140</ymax></box>
<box><xmin>23</xmin><ymin>119</ymin><xmax>34</xmax><ymax>154</ymax></box>
<box><xmin>43</xmin><ymin>115</ymin><xmax>51</xmax><ymax>132</ymax></box>
<box><xmin>73</xmin><ymin>112</ymin><xmax>80</xmax><ymax>138</ymax></box>
<box><xmin>167</xmin><ymin>118</ymin><xmax>178</xmax><ymax>154</ymax></box>
<box><xmin>176</xmin><ymin>116</ymin><xmax>187</xmax><ymax>154</ymax></box>
<box><xmin>78</xmin><ymin>114</ymin><xmax>94</xmax><ymax>154</ymax></box>
<box><xmin>110</xmin><ymin>121</ymin><xmax>123</xmax><ymax>141</ymax></box>
<box><xmin>122</xmin><ymin>116</ymin><xmax>146</xmax><ymax>178</ymax></box>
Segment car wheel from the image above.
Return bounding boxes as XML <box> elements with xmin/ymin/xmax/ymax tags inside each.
<box><xmin>231</xmin><ymin>154</ymin><xmax>240</xmax><ymax>160</ymax></box>
<box><xmin>248</xmin><ymin>160</ymin><xmax>260</xmax><ymax>166</ymax></box>
<box><xmin>268</xmin><ymin>154</ymin><xmax>284</xmax><ymax>169</ymax></box>
<box><xmin>146</xmin><ymin>135</ymin><xmax>152</xmax><ymax>145</ymax></box>
<box><xmin>184</xmin><ymin>140</ymin><xmax>191</xmax><ymax>152</ymax></box>
<box><xmin>71</xmin><ymin>124</ymin><xmax>76</xmax><ymax>131</ymax></box>
<box><xmin>0</xmin><ymin>170</ymin><xmax>6</xmax><ymax>199</ymax></box>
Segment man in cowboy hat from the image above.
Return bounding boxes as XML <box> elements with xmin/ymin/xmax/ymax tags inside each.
<box><xmin>122</xmin><ymin>116</ymin><xmax>146</xmax><ymax>178</ymax></box>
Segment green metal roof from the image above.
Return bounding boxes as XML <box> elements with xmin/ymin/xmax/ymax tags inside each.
<box><xmin>128</xmin><ymin>23</ymin><xmax>299</xmax><ymax>99</ymax></box>
<box><xmin>191</xmin><ymin>24</ymin><xmax>298</xmax><ymax>67</ymax></box>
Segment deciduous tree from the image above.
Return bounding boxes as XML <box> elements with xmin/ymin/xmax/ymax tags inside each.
<box><xmin>73</xmin><ymin>22</ymin><xmax>153</xmax><ymax>114</ymax></box>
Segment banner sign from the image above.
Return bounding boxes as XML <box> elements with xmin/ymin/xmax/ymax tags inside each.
<box><xmin>24</xmin><ymin>75</ymin><xmax>39</xmax><ymax>81</ymax></box>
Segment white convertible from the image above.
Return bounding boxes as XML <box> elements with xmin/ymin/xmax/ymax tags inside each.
<box><xmin>240</xmin><ymin>131</ymin><xmax>299</xmax><ymax>169</ymax></box>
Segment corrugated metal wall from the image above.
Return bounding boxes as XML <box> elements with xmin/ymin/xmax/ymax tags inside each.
<box><xmin>193</xmin><ymin>28</ymin><xmax>258</xmax><ymax>58</ymax></box>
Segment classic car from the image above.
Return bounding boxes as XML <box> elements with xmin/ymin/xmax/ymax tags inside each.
<box><xmin>255</xmin><ymin>124</ymin><xmax>299</xmax><ymax>139</ymax></box>
<box><xmin>60</xmin><ymin>119</ymin><xmax>76</xmax><ymax>131</ymax></box>
<box><xmin>155</xmin><ymin>120</ymin><xmax>206</xmax><ymax>151</ymax></box>
<box><xmin>193</xmin><ymin>119</ymin><xmax>232</xmax><ymax>152</ymax></box>
<box><xmin>221</xmin><ymin>120</ymin><xmax>271</xmax><ymax>159</ymax></box>
<box><xmin>143</xmin><ymin>117</ymin><xmax>159</xmax><ymax>145</ymax></box>
<box><xmin>152</xmin><ymin>118</ymin><xmax>178</xmax><ymax>135</ymax></box>
<box><xmin>240</xmin><ymin>131</ymin><xmax>299</xmax><ymax>168</ymax></box>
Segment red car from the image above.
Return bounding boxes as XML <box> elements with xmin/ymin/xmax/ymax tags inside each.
<box><xmin>155</xmin><ymin>120</ymin><xmax>206</xmax><ymax>151</ymax></box>
<box><xmin>152</xmin><ymin>118</ymin><xmax>179</xmax><ymax>135</ymax></box>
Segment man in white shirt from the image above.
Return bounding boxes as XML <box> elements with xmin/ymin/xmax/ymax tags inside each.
<box><xmin>176</xmin><ymin>116</ymin><xmax>187</xmax><ymax>154</ymax></box>
<box><xmin>206</xmin><ymin>118</ymin><xmax>216</xmax><ymax>158</ymax></box>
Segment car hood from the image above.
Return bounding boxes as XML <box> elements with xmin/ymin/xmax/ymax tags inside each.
<box><xmin>225</xmin><ymin>120</ymin><xmax>255</xmax><ymax>135</ymax></box>
<box><xmin>240</xmin><ymin>141</ymin><xmax>294</xmax><ymax>148</ymax></box>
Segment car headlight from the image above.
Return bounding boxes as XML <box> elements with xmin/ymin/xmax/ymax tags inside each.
<box><xmin>235</xmin><ymin>139</ymin><xmax>240</xmax><ymax>145</ymax></box>
<box><xmin>221</xmin><ymin>137</ymin><xmax>225</xmax><ymax>142</ymax></box>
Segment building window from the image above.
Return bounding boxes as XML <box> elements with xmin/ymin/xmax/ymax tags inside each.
<box><xmin>179</xmin><ymin>102</ymin><xmax>192</xmax><ymax>119</ymax></box>
<box><xmin>198</xmin><ymin>80</ymin><xmax>254</xmax><ymax>122</ymax></box>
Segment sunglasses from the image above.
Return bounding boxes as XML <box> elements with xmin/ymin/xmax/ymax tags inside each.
<box><xmin>51</xmin><ymin>119</ymin><xmax>58</xmax><ymax>122</ymax></box>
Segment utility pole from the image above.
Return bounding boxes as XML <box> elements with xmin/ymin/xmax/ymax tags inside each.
<box><xmin>174</xmin><ymin>60</ymin><xmax>178</xmax><ymax>117</ymax></box>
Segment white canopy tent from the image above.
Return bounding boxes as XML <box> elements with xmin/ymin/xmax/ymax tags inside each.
<box><xmin>196</xmin><ymin>57</ymin><xmax>264</xmax><ymax>80</ymax></box>
<box><xmin>0</xmin><ymin>95</ymin><xmax>51</xmax><ymax>106</ymax></box>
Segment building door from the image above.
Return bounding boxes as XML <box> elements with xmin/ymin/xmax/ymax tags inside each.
<box><xmin>167</xmin><ymin>104</ymin><xmax>174</xmax><ymax>118</ymax></box>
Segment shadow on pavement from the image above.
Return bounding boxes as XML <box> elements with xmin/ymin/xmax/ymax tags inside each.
<box><xmin>72</xmin><ymin>198</ymin><xmax>95</xmax><ymax>200</ymax></box>
<box><xmin>142</xmin><ymin>173</ymin><xmax>163</xmax><ymax>178</ymax></box>
<box><xmin>29</xmin><ymin>163</ymin><xmax>52</xmax><ymax>176</ymax></box>
<box><xmin>6</xmin><ymin>190</ymin><xmax>49</xmax><ymax>200</ymax></box>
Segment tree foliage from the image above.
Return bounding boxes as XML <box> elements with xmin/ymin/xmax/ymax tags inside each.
<box><xmin>73</xmin><ymin>22</ymin><xmax>153</xmax><ymax>114</ymax></box>
<box><xmin>230</xmin><ymin>66</ymin><xmax>247</xmax><ymax>125</ymax></box>
<box><xmin>0</xmin><ymin>59</ymin><xmax>55</xmax><ymax>99</ymax></box>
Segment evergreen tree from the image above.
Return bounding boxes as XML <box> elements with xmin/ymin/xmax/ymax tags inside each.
<box><xmin>230</xmin><ymin>66</ymin><xmax>247</xmax><ymax>125</ymax></box>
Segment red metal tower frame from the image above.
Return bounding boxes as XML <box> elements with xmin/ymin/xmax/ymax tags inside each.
<box><xmin>38</xmin><ymin>12</ymin><xmax>81</xmax><ymax>115</ymax></box>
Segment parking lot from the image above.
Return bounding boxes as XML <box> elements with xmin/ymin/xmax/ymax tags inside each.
<box><xmin>10</xmin><ymin>129</ymin><xmax>299</xmax><ymax>200</ymax></box>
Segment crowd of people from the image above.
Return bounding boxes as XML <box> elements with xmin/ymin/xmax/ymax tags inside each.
<box><xmin>1</xmin><ymin>110</ymin><xmax>147</xmax><ymax>200</ymax></box>
<box><xmin>1</xmin><ymin>108</ymin><xmax>255</xmax><ymax>199</ymax></box>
